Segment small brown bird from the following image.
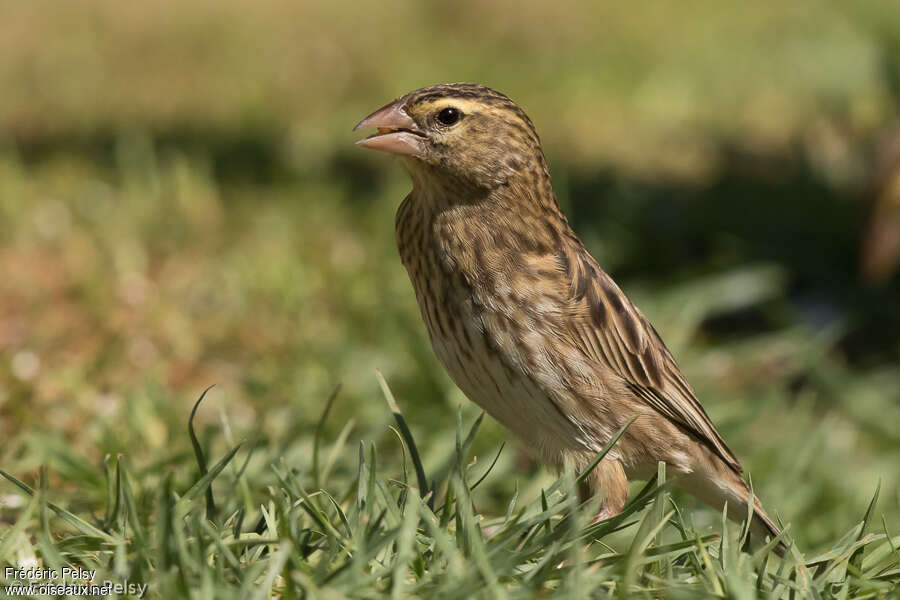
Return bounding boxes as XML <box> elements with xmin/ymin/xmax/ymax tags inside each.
<box><xmin>355</xmin><ymin>83</ymin><xmax>784</xmax><ymax>550</ymax></box>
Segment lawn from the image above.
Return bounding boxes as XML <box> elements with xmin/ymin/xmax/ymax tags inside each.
<box><xmin>1</xmin><ymin>1</ymin><xmax>899</xmax><ymax>598</ymax></box>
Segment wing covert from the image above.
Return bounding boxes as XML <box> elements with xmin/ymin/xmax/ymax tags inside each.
<box><xmin>552</xmin><ymin>244</ymin><xmax>742</xmax><ymax>473</ymax></box>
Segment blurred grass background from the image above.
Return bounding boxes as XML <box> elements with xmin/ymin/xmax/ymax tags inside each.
<box><xmin>1</xmin><ymin>0</ymin><xmax>900</xmax><ymax>556</ymax></box>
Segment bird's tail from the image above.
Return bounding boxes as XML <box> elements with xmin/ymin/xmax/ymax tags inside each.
<box><xmin>679</xmin><ymin>467</ymin><xmax>788</xmax><ymax>556</ymax></box>
<box><xmin>745</xmin><ymin>487</ymin><xmax>788</xmax><ymax>556</ymax></box>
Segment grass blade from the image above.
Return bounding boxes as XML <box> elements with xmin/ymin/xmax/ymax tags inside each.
<box><xmin>376</xmin><ymin>369</ymin><xmax>429</xmax><ymax>501</ymax></box>
<box><xmin>0</xmin><ymin>468</ymin><xmax>119</xmax><ymax>543</ymax></box>
<box><xmin>175</xmin><ymin>443</ymin><xmax>243</xmax><ymax>516</ymax></box>
<box><xmin>313</xmin><ymin>384</ymin><xmax>341</xmax><ymax>491</ymax></box>
<box><xmin>187</xmin><ymin>384</ymin><xmax>218</xmax><ymax>520</ymax></box>
<box><xmin>575</xmin><ymin>417</ymin><xmax>636</xmax><ymax>489</ymax></box>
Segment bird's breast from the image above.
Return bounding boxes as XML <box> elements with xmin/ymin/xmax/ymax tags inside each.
<box><xmin>394</xmin><ymin>198</ymin><xmax>596</xmax><ymax>463</ymax></box>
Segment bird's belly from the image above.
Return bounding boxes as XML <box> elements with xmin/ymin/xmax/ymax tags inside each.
<box><xmin>417</xmin><ymin>284</ymin><xmax>582</xmax><ymax>465</ymax></box>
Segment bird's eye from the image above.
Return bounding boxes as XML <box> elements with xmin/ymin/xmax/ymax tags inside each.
<box><xmin>436</xmin><ymin>107</ymin><xmax>461</xmax><ymax>126</ymax></box>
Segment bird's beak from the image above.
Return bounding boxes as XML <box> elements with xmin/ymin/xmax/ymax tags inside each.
<box><xmin>353</xmin><ymin>99</ymin><xmax>426</xmax><ymax>156</ymax></box>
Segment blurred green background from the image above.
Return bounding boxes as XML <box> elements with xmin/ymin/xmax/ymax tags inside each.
<box><xmin>1</xmin><ymin>0</ymin><xmax>899</xmax><ymax>551</ymax></box>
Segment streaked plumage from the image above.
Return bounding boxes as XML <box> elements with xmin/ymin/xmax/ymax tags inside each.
<box><xmin>355</xmin><ymin>83</ymin><xmax>784</xmax><ymax>550</ymax></box>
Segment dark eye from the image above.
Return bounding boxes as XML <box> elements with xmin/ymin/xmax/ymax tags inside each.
<box><xmin>436</xmin><ymin>107</ymin><xmax>461</xmax><ymax>126</ymax></box>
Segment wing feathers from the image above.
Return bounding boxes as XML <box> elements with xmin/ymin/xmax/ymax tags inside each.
<box><xmin>552</xmin><ymin>245</ymin><xmax>742</xmax><ymax>473</ymax></box>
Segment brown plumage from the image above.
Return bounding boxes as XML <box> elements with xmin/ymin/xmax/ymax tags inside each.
<box><xmin>354</xmin><ymin>83</ymin><xmax>785</xmax><ymax>551</ymax></box>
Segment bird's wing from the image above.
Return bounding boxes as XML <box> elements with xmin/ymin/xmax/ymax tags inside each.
<box><xmin>552</xmin><ymin>243</ymin><xmax>742</xmax><ymax>473</ymax></box>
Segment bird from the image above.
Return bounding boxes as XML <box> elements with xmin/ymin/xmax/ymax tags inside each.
<box><xmin>354</xmin><ymin>83</ymin><xmax>785</xmax><ymax>552</ymax></box>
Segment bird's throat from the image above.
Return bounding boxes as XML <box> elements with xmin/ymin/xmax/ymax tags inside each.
<box><xmin>405</xmin><ymin>158</ymin><xmax>560</xmax><ymax>218</ymax></box>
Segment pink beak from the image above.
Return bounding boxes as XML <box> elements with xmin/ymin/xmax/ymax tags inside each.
<box><xmin>353</xmin><ymin>98</ymin><xmax>426</xmax><ymax>156</ymax></box>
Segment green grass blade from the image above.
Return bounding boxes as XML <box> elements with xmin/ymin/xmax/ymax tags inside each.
<box><xmin>0</xmin><ymin>468</ymin><xmax>119</xmax><ymax>543</ymax></box>
<box><xmin>175</xmin><ymin>443</ymin><xmax>243</xmax><ymax>516</ymax></box>
<box><xmin>470</xmin><ymin>443</ymin><xmax>504</xmax><ymax>491</ymax></box>
<box><xmin>376</xmin><ymin>369</ymin><xmax>429</xmax><ymax>501</ymax></box>
<box><xmin>187</xmin><ymin>384</ymin><xmax>218</xmax><ymax>521</ymax></box>
<box><xmin>0</xmin><ymin>490</ymin><xmax>38</xmax><ymax>562</ymax></box>
<box><xmin>117</xmin><ymin>455</ymin><xmax>146</xmax><ymax>545</ymax></box>
<box><xmin>313</xmin><ymin>384</ymin><xmax>341</xmax><ymax>491</ymax></box>
<box><xmin>575</xmin><ymin>416</ymin><xmax>637</xmax><ymax>489</ymax></box>
<box><xmin>850</xmin><ymin>480</ymin><xmax>881</xmax><ymax>574</ymax></box>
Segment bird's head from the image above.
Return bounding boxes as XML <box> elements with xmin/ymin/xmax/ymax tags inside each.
<box><xmin>354</xmin><ymin>83</ymin><xmax>548</xmax><ymax>192</ymax></box>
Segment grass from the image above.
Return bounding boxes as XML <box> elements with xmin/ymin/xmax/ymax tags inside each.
<box><xmin>2</xmin><ymin>1</ymin><xmax>900</xmax><ymax>597</ymax></box>
<box><xmin>1</xmin><ymin>378</ymin><xmax>898</xmax><ymax>599</ymax></box>
<box><xmin>0</xmin><ymin>379</ymin><xmax>900</xmax><ymax>598</ymax></box>
<box><xmin>0</xmin><ymin>148</ymin><xmax>899</xmax><ymax>597</ymax></box>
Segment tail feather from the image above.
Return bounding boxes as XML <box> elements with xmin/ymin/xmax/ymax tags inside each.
<box><xmin>747</xmin><ymin>493</ymin><xmax>788</xmax><ymax>556</ymax></box>
<box><xmin>678</xmin><ymin>467</ymin><xmax>788</xmax><ymax>556</ymax></box>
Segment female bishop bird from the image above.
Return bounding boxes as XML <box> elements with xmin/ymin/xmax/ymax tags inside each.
<box><xmin>354</xmin><ymin>83</ymin><xmax>785</xmax><ymax>551</ymax></box>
